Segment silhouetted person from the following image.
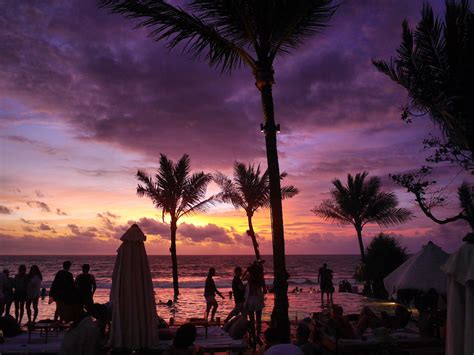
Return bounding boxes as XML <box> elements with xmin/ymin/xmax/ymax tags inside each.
<box><xmin>0</xmin><ymin>270</ymin><xmax>5</xmax><ymax>316</ymax></box>
<box><xmin>318</xmin><ymin>263</ymin><xmax>333</xmax><ymax>303</ymax></box>
<box><xmin>58</xmin><ymin>302</ymin><xmax>106</xmax><ymax>355</ymax></box>
<box><xmin>50</xmin><ymin>261</ymin><xmax>76</xmax><ymax>321</ymax></box>
<box><xmin>224</xmin><ymin>266</ymin><xmax>246</xmax><ymax>324</ymax></box>
<box><xmin>243</xmin><ymin>261</ymin><xmax>266</xmax><ymax>346</ymax></box>
<box><xmin>75</xmin><ymin>264</ymin><xmax>96</xmax><ymax>312</ymax></box>
<box><xmin>264</xmin><ymin>327</ymin><xmax>303</xmax><ymax>354</ymax></box>
<box><xmin>204</xmin><ymin>267</ymin><xmax>224</xmax><ymax>322</ymax></box>
<box><xmin>2</xmin><ymin>270</ymin><xmax>14</xmax><ymax>317</ymax></box>
<box><xmin>26</xmin><ymin>265</ymin><xmax>42</xmax><ymax>324</ymax></box>
<box><xmin>295</xmin><ymin>322</ymin><xmax>318</xmax><ymax>355</ymax></box>
<box><xmin>171</xmin><ymin>323</ymin><xmax>199</xmax><ymax>354</ymax></box>
<box><xmin>14</xmin><ymin>264</ymin><xmax>28</xmax><ymax>324</ymax></box>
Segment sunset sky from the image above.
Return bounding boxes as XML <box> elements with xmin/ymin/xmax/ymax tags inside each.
<box><xmin>0</xmin><ymin>0</ymin><xmax>471</xmax><ymax>255</ymax></box>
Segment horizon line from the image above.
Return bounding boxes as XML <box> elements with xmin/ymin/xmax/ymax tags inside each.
<box><xmin>0</xmin><ymin>253</ymin><xmax>361</xmax><ymax>257</ymax></box>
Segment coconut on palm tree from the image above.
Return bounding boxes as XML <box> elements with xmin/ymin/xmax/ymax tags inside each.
<box><xmin>312</xmin><ymin>171</ymin><xmax>413</xmax><ymax>261</ymax></box>
<box><xmin>214</xmin><ymin>162</ymin><xmax>299</xmax><ymax>261</ymax></box>
<box><xmin>136</xmin><ymin>153</ymin><xmax>215</xmax><ymax>296</ymax></box>
<box><xmin>100</xmin><ymin>0</ymin><xmax>338</xmax><ymax>338</ymax></box>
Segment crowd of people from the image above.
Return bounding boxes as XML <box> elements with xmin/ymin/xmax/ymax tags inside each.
<box><xmin>1</xmin><ymin>259</ymin><xmax>419</xmax><ymax>354</ymax></box>
<box><xmin>0</xmin><ymin>261</ymin><xmax>97</xmax><ymax>326</ymax></box>
<box><xmin>0</xmin><ymin>265</ymin><xmax>43</xmax><ymax>324</ymax></box>
<box><xmin>204</xmin><ymin>260</ymin><xmax>267</xmax><ymax>348</ymax></box>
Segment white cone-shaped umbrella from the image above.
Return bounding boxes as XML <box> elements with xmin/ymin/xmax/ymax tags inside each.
<box><xmin>109</xmin><ymin>224</ymin><xmax>158</xmax><ymax>349</ymax></box>
<box><xmin>384</xmin><ymin>241</ymin><xmax>449</xmax><ymax>297</ymax></box>
<box><xmin>441</xmin><ymin>234</ymin><xmax>474</xmax><ymax>355</ymax></box>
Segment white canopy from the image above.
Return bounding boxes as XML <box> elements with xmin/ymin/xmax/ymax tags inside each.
<box><xmin>441</xmin><ymin>235</ymin><xmax>474</xmax><ymax>355</ymax></box>
<box><xmin>109</xmin><ymin>224</ymin><xmax>158</xmax><ymax>350</ymax></box>
<box><xmin>383</xmin><ymin>241</ymin><xmax>449</xmax><ymax>297</ymax></box>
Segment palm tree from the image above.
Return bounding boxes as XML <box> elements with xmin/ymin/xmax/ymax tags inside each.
<box><xmin>214</xmin><ymin>162</ymin><xmax>299</xmax><ymax>261</ymax></box>
<box><xmin>372</xmin><ymin>0</ymin><xmax>474</xmax><ymax>170</ymax></box>
<box><xmin>312</xmin><ymin>172</ymin><xmax>413</xmax><ymax>261</ymax></box>
<box><xmin>136</xmin><ymin>153</ymin><xmax>215</xmax><ymax>296</ymax></box>
<box><xmin>100</xmin><ymin>0</ymin><xmax>338</xmax><ymax>338</ymax></box>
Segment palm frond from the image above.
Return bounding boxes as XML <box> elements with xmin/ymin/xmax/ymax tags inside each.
<box><xmin>319</xmin><ymin>172</ymin><xmax>412</xmax><ymax>228</ymax></box>
<box><xmin>136</xmin><ymin>153</ymin><xmax>213</xmax><ymax>222</ymax></box>
<box><xmin>365</xmin><ymin>208</ymin><xmax>414</xmax><ymax>227</ymax></box>
<box><xmin>269</xmin><ymin>0</ymin><xmax>338</xmax><ymax>60</ymax></box>
<box><xmin>213</xmin><ymin>171</ymin><xmax>245</xmax><ymax>209</ymax></box>
<box><xmin>180</xmin><ymin>194</ymin><xmax>218</xmax><ymax>217</ymax></box>
<box><xmin>178</xmin><ymin>172</ymin><xmax>213</xmax><ymax>215</ymax></box>
<box><xmin>311</xmin><ymin>200</ymin><xmax>354</xmax><ymax>225</ymax></box>
<box><xmin>281</xmin><ymin>185</ymin><xmax>299</xmax><ymax>199</ymax></box>
<box><xmin>99</xmin><ymin>0</ymin><xmax>256</xmax><ymax>73</ymax></box>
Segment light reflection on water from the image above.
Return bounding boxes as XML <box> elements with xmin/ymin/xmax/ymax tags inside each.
<box><xmin>0</xmin><ymin>255</ymin><xmax>384</xmax><ymax>322</ymax></box>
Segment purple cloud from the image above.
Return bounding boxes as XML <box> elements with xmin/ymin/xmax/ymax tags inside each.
<box><xmin>178</xmin><ymin>223</ymin><xmax>234</xmax><ymax>244</ymax></box>
<box><xmin>56</xmin><ymin>208</ymin><xmax>68</xmax><ymax>216</ymax></box>
<box><xmin>26</xmin><ymin>200</ymin><xmax>51</xmax><ymax>213</ymax></box>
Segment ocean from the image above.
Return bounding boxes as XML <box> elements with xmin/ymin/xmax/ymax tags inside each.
<box><xmin>1</xmin><ymin>255</ymin><xmax>376</xmax><ymax>323</ymax></box>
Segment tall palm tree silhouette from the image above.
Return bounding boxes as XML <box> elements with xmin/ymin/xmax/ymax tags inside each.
<box><xmin>136</xmin><ymin>153</ymin><xmax>215</xmax><ymax>296</ymax></box>
<box><xmin>101</xmin><ymin>0</ymin><xmax>338</xmax><ymax>337</ymax></box>
<box><xmin>312</xmin><ymin>172</ymin><xmax>413</xmax><ymax>261</ymax></box>
<box><xmin>214</xmin><ymin>162</ymin><xmax>298</xmax><ymax>261</ymax></box>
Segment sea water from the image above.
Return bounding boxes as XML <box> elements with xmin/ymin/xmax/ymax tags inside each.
<box><xmin>1</xmin><ymin>255</ymin><xmax>373</xmax><ymax>322</ymax></box>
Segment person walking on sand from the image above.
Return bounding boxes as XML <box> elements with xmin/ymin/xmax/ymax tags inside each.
<box><xmin>26</xmin><ymin>265</ymin><xmax>42</xmax><ymax>324</ymax></box>
<box><xmin>224</xmin><ymin>266</ymin><xmax>246</xmax><ymax>324</ymax></box>
<box><xmin>318</xmin><ymin>263</ymin><xmax>334</xmax><ymax>303</ymax></box>
<box><xmin>75</xmin><ymin>264</ymin><xmax>97</xmax><ymax>312</ymax></box>
<box><xmin>50</xmin><ymin>261</ymin><xmax>76</xmax><ymax>321</ymax></box>
<box><xmin>204</xmin><ymin>268</ymin><xmax>224</xmax><ymax>322</ymax></box>
<box><xmin>14</xmin><ymin>264</ymin><xmax>28</xmax><ymax>324</ymax></box>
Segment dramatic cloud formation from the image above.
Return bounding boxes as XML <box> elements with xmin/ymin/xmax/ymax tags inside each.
<box><xmin>0</xmin><ymin>0</ymin><xmax>471</xmax><ymax>255</ymax></box>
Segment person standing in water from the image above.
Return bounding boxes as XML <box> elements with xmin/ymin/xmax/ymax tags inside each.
<box><xmin>26</xmin><ymin>265</ymin><xmax>42</xmax><ymax>324</ymax></box>
<box><xmin>14</xmin><ymin>265</ymin><xmax>28</xmax><ymax>324</ymax></box>
<box><xmin>204</xmin><ymin>268</ymin><xmax>224</xmax><ymax>322</ymax></box>
<box><xmin>224</xmin><ymin>266</ymin><xmax>246</xmax><ymax>324</ymax></box>
<box><xmin>75</xmin><ymin>264</ymin><xmax>97</xmax><ymax>312</ymax></box>
<box><xmin>318</xmin><ymin>263</ymin><xmax>334</xmax><ymax>303</ymax></box>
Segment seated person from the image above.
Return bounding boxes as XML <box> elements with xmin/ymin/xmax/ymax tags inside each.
<box><xmin>171</xmin><ymin>323</ymin><xmax>201</xmax><ymax>355</ymax></box>
<box><xmin>0</xmin><ymin>315</ymin><xmax>22</xmax><ymax>337</ymax></box>
<box><xmin>59</xmin><ymin>303</ymin><xmax>106</xmax><ymax>355</ymax></box>
<box><xmin>414</xmin><ymin>288</ymin><xmax>443</xmax><ymax>336</ymax></box>
<box><xmin>295</xmin><ymin>322</ymin><xmax>319</xmax><ymax>355</ymax></box>
<box><xmin>354</xmin><ymin>305</ymin><xmax>411</xmax><ymax>337</ymax></box>
<box><xmin>327</xmin><ymin>305</ymin><xmax>355</xmax><ymax>339</ymax></box>
<box><xmin>264</xmin><ymin>327</ymin><xmax>303</xmax><ymax>354</ymax></box>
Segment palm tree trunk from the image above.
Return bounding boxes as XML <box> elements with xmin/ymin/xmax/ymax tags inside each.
<box><xmin>247</xmin><ymin>213</ymin><xmax>261</xmax><ymax>261</ymax></box>
<box><xmin>170</xmin><ymin>219</ymin><xmax>179</xmax><ymax>297</ymax></box>
<box><xmin>355</xmin><ymin>224</ymin><xmax>365</xmax><ymax>262</ymax></box>
<box><xmin>256</xmin><ymin>67</ymin><xmax>290</xmax><ymax>342</ymax></box>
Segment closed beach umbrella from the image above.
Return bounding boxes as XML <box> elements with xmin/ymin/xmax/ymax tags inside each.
<box><xmin>383</xmin><ymin>241</ymin><xmax>449</xmax><ymax>297</ymax></box>
<box><xmin>109</xmin><ymin>224</ymin><xmax>158</xmax><ymax>350</ymax></box>
<box><xmin>441</xmin><ymin>234</ymin><xmax>474</xmax><ymax>355</ymax></box>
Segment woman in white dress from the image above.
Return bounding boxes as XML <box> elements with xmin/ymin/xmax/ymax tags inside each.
<box><xmin>26</xmin><ymin>265</ymin><xmax>42</xmax><ymax>324</ymax></box>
